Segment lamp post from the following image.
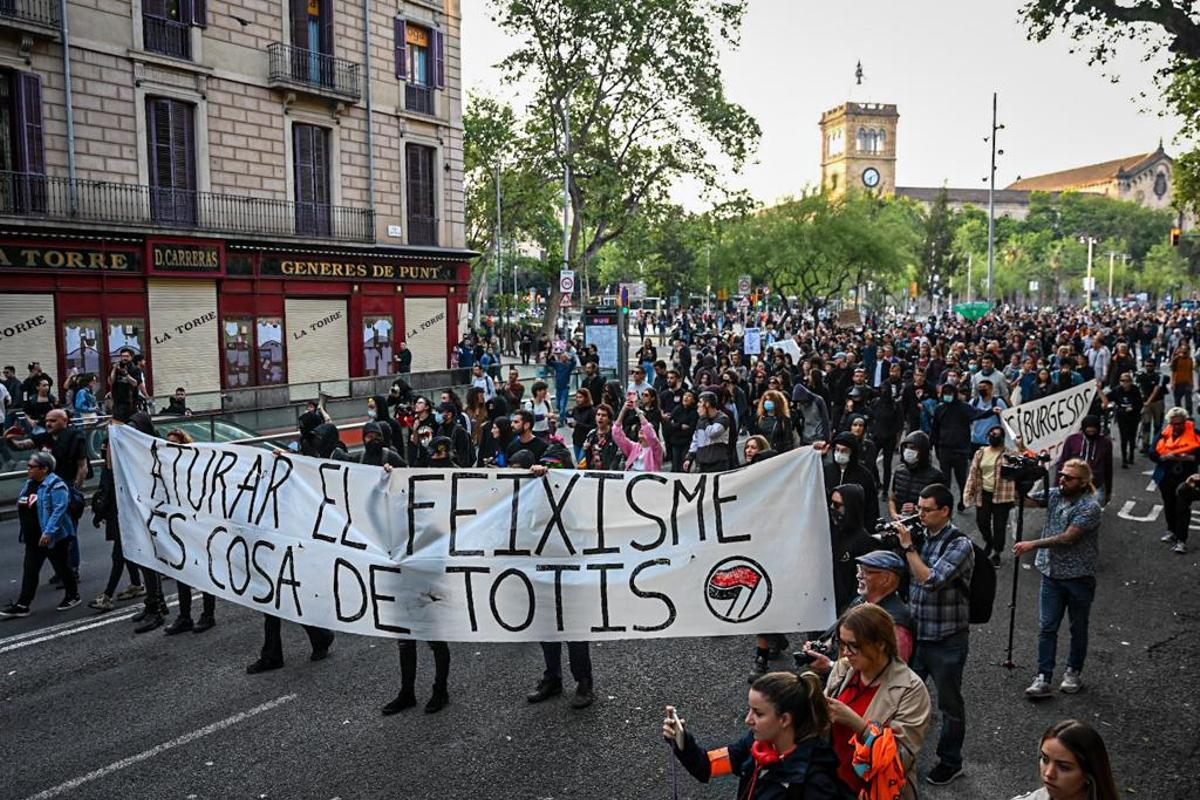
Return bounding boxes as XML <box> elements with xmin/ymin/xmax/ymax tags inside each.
<box><xmin>1105</xmin><ymin>251</ymin><xmax>1126</xmax><ymax>305</ymax></box>
<box><xmin>984</xmin><ymin>92</ymin><xmax>1004</xmax><ymax>307</ymax></box>
<box><xmin>1080</xmin><ymin>236</ymin><xmax>1096</xmax><ymax>308</ymax></box>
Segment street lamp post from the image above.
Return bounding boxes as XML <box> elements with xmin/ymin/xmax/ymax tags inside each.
<box><xmin>1082</xmin><ymin>236</ymin><xmax>1096</xmax><ymax>308</ymax></box>
<box><xmin>985</xmin><ymin>92</ymin><xmax>1004</xmax><ymax>308</ymax></box>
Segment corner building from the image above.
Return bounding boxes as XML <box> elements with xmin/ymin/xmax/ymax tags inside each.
<box><xmin>0</xmin><ymin>0</ymin><xmax>473</xmax><ymax>408</ymax></box>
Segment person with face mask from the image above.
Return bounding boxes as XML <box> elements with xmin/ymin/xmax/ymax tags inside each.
<box><xmin>433</xmin><ymin>401</ymin><xmax>474</xmax><ymax>468</ymax></box>
<box><xmin>816</xmin><ymin>432</ymin><xmax>880</xmax><ymax>527</ymax></box>
<box><xmin>971</xmin><ymin>354</ymin><xmax>1009</xmax><ymax>402</ymax></box>
<box><xmin>932</xmin><ymin>383</ymin><xmax>1000</xmax><ymax>511</ymax></box>
<box><xmin>367</xmin><ymin>394</ymin><xmax>404</xmax><ymax>452</ymax></box>
<box><xmin>1103</xmin><ymin>373</ymin><xmax>1142</xmax><ymax>468</ymax></box>
<box><xmin>829</xmin><ymin>483</ymin><xmax>883</xmax><ymax>614</ymax></box>
<box><xmin>1014</xmin><ymin>459</ymin><xmax>1103</xmax><ymax>700</ymax></box>
<box><xmin>355</xmin><ymin>421</ymin><xmax>406</xmax><ymax>468</ymax></box>
<box><xmin>790</xmin><ymin>381</ymin><xmax>830</xmax><ymax>446</ymax></box>
<box><xmin>889</xmin><ymin>430</ymin><xmax>946</xmax><ymax>519</ymax></box>
<box><xmin>964</xmin><ymin>424</ymin><xmax>1018</xmax><ymax>567</ymax></box>
<box><xmin>1054</xmin><ymin>416</ymin><xmax>1113</xmax><ymax>507</ymax></box>
<box><xmin>968</xmin><ymin>379</ymin><xmax>1008</xmax><ymax>454</ymax></box>
<box><xmin>751</xmin><ymin>389</ymin><xmax>795</xmax><ymax>453</ymax></box>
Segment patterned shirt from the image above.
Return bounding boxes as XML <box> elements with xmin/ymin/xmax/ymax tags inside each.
<box><xmin>1029</xmin><ymin>488</ymin><xmax>1102</xmax><ymax>580</ymax></box>
<box><xmin>908</xmin><ymin>522</ymin><xmax>974</xmax><ymax>642</ymax></box>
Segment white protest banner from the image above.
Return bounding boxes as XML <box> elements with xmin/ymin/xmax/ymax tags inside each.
<box><xmin>1000</xmin><ymin>379</ymin><xmax>1097</xmax><ymax>455</ymax></box>
<box><xmin>770</xmin><ymin>337</ymin><xmax>802</xmax><ymax>363</ymax></box>
<box><xmin>110</xmin><ymin>427</ymin><xmax>836</xmax><ymax>643</ymax></box>
<box><xmin>743</xmin><ymin>328</ymin><xmax>762</xmax><ymax>355</ymax></box>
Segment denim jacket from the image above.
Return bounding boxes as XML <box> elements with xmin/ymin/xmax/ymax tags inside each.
<box><xmin>19</xmin><ymin>472</ymin><xmax>76</xmax><ymax>544</ymax></box>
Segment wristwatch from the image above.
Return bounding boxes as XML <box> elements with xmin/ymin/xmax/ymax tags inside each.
<box><xmin>903</xmin><ymin>544</ymin><xmax>916</xmax><ymax>554</ymax></box>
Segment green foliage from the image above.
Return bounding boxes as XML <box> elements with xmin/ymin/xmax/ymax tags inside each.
<box><xmin>920</xmin><ymin>187</ymin><xmax>958</xmax><ymax>298</ymax></box>
<box><xmin>1019</xmin><ymin>0</ymin><xmax>1200</xmax><ymax>212</ymax></box>
<box><xmin>489</xmin><ymin>0</ymin><xmax>761</xmax><ymax>334</ymax></box>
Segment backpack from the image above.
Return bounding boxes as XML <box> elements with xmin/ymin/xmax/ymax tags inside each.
<box><xmin>934</xmin><ymin>530</ymin><xmax>997</xmax><ymax>625</ymax></box>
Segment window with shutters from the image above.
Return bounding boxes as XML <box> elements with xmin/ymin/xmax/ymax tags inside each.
<box><xmin>293</xmin><ymin>123</ymin><xmax>331</xmax><ymax>237</ymax></box>
<box><xmin>405</xmin><ymin>143</ymin><xmax>436</xmax><ymax>246</ymax></box>
<box><xmin>223</xmin><ymin>316</ymin><xmax>285</xmax><ymax>388</ymax></box>
<box><xmin>147</xmin><ymin>97</ymin><xmax>197</xmax><ymax>225</ymax></box>
<box><xmin>0</xmin><ymin>70</ymin><xmax>46</xmax><ymax>214</ymax></box>
<box><xmin>395</xmin><ymin>20</ymin><xmax>444</xmax><ymax>116</ymax></box>
<box><xmin>143</xmin><ymin>0</ymin><xmax>204</xmax><ymax>60</ymax></box>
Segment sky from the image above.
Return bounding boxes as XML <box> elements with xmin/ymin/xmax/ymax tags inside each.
<box><xmin>459</xmin><ymin>0</ymin><xmax>1183</xmax><ymax>209</ymax></box>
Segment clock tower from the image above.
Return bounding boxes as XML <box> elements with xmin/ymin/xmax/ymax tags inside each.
<box><xmin>818</xmin><ymin>101</ymin><xmax>899</xmax><ymax>198</ymax></box>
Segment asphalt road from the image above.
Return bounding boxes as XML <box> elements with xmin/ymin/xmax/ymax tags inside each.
<box><xmin>1</xmin><ymin>453</ymin><xmax>1197</xmax><ymax>799</ymax></box>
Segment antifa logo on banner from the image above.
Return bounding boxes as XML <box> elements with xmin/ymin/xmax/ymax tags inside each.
<box><xmin>704</xmin><ymin>557</ymin><xmax>771</xmax><ymax>623</ymax></box>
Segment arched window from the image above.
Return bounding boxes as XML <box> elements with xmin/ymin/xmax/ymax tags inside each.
<box><xmin>876</xmin><ymin>129</ymin><xmax>886</xmax><ymax>152</ymax></box>
<box><xmin>857</xmin><ymin>127</ymin><xmax>868</xmax><ymax>153</ymax></box>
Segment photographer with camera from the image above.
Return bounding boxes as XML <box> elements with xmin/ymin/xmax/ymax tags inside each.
<box><xmin>893</xmin><ymin>483</ymin><xmax>974</xmax><ymax>786</ymax></box>
<box><xmin>107</xmin><ymin>347</ymin><xmax>143</xmax><ymax>423</ymax></box>
<box><xmin>1014</xmin><ymin>458</ymin><xmax>1102</xmax><ymax>700</ymax></box>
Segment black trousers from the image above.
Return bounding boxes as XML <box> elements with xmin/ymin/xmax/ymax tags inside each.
<box><xmin>103</xmin><ymin>536</ymin><xmax>142</xmax><ymax>597</ymax></box>
<box><xmin>1173</xmin><ymin>480</ymin><xmax>1200</xmax><ymax>544</ymax></box>
<box><xmin>142</xmin><ymin>567</ymin><xmax>167</xmax><ymax>615</ymax></box>
<box><xmin>936</xmin><ymin>446</ymin><xmax>970</xmax><ymax>503</ymax></box>
<box><xmin>878</xmin><ymin>434</ymin><xmax>899</xmax><ymax>497</ymax></box>
<box><xmin>260</xmin><ymin>614</ymin><xmax>335</xmax><ymax>664</ymax></box>
<box><xmin>398</xmin><ymin>640</ymin><xmax>450</xmax><ymax>692</ymax></box>
<box><xmin>976</xmin><ymin>491</ymin><xmax>1013</xmax><ymax>555</ymax></box>
<box><xmin>540</xmin><ymin>641</ymin><xmax>592</xmax><ymax>683</ymax></box>
<box><xmin>669</xmin><ymin>443</ymin><xmax>688</xmax><ymax>472</ymax></box>
<box><xmin>18</xmin><ymin>537</ymin><xmax>77</xmax><ymax>605</ymax></box>
<box><xmin>1116</xmin><ymin>417</ymin><xmax>1138</xmax><ymax>464</ymax></box>
<box><xmin>178</xmin><ymin>582</ymin><xmax>215</xmax><ymax>619</ymax></box>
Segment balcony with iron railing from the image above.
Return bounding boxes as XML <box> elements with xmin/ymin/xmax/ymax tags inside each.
<box><xmin>0</xmin><ymin>0</ymin><xmax>61</xmax><ymax>36</ymax></box>
<box><xmin>406</xmin><ymin>213</ymin><xmax>438</xmax><ymax>246</ymax></box>
<box><xmin>0</xmin><ymin>171</ymin><xmax>375</xmax><ymax>242</ymax></box>
<box><xmin>405</xmin><ymin>83</ymin><xmax>434</xmax><ymax>116</ymax></box>
<box><xmin>143</xmin><ymin>14</ymin><xmax>191</xmax><ymax>60</ymax></box>
<box><xmin>266</xmin><ymin>43</ymin><xmax>360</xmax><ymax>103</ymax></box>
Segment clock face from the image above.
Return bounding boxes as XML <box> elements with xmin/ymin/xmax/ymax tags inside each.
<box><xmin>862</xmin><ymin>167</ymin><xmax>881</xmax><ymax>188</ymax></box>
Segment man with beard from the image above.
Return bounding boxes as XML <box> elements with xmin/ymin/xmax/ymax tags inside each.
<box><xmin>581</xmin><ymin>361</ymin><xmax>606</xmax><ymax>407</ymax></box>
<box><xmin>1015</xmin><ymin>458</ymin><xmax>1103</xmax><ymax>700</ymax></box>
<box><xmin>506</xmin><ymin>409</ymin><xmax>549</xmax><ymax>463</ymax></box>
<box><xmin>580</xmin><ymin>404</ymin><xmax>622</xmax><ymax>470</ymax></box>
<box><xmin>1055</xmin><ymin>415</ymin><xmax>1114</xmax><ymax>507</ymax></box>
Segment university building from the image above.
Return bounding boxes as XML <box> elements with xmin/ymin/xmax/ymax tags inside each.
<box><xmin>0</xmin><ymin>0</ymin><xmax>474</xmax><ymax>409</ymax></box>
<box><xmin>818</xmin><ymin>100</ymin><xmax>1178</xmax><ymax>222</ymax></box>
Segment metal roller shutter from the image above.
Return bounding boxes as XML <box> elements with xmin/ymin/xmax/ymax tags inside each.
<box><xmin>457</xmin><ymin>301</ymin><xmax>468</xmax><ymax>343</ymax></box>
<box><xmin>404</xmin><ymin>297</ymin><xmax>447</xmax><ymax>371</ymax></box>
<box><xmin>148</xmin><ymin>279</ymin><xmax>220</xmax><ymax>404</ymax></box>
<box><xmin>285</xmin><ymin>298</ymin><xmax>348</xmax><ymax>399</ymax></box>
<box><xmin>0</xmin><ymin>294</ymin><xmax>56</xmax><ymax>388</ymax></box>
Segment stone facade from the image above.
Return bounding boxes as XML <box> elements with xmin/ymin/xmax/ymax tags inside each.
<box><xmin>818</xmin><ymin>101</ymin><xmax>898</xmax><ymax>198</ymax></box>
<box><xmin>0</xmin><ymin>0</ymin><xmax>465</xmax><ymax>249</ymax></box>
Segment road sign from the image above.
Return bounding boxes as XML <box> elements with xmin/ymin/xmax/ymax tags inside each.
<box><xmin>737</xmin><ymin>275</ymin><xmax>751</xmax><ymax>295</ymax></box>
<box><xmin>1083</xmin><ymin>277</ymin><xmax>1096</xmax><ymax>292</ymax></box>
<box><xmin>738</xmin><ymin>298</ymin><xmax>750</xmax><ymax>310</ymax></box>
<box><xmin>1028</xmin><ymin>280</ymin><xmax>1039</xmax><ymax>292</ymax></box>
<box><xmin>559</xmin><ymin>269</ymin><xmax>575</xmax><ymax>294</ymax></box>
<box><xmin>561</xmin><ymin>293</ymin><xmax>573</xmax><ymax>307</ymax></box>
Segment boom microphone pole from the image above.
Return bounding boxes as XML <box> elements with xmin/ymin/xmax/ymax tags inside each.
<box><xmin>1001</xmin><ymin>459</ymin><xmax>1051</xmax><ymax>670</ymax></box>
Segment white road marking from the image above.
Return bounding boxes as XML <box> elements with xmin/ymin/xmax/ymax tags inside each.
<box><xmin>0</xmin><ymin>595</ymin><xmax>179</xmax><ymax>655</ymax></box>
<box><xmin>1117</xmin><ymin>500</ymin><xmax>1163</xmax><ymax>523</ymax></box>
<box><xmin>19</xmin><ymin>693</ymin><xmax>298</xmax><ymax>800</ymax></box>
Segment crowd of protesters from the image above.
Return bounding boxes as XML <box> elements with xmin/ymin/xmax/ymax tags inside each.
<box><xmin>4</xmin><ymin>299</ymin><xmax>1194</xmax><ymax>797</ymax></box>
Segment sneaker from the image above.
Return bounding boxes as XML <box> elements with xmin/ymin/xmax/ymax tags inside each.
<box><xmin>88</xmin><ymin>594</ymin><xmax>114</xmax><ymax>612</ymax></box>
<box><xmin>381</xmin><ymin>690</ymin><xmax>417</xmax><ymax>715</ymax></box>
<box><xmin>1024</xmin><ymin>674</ymin><xmax>1053</xmax><ymax>700</ymax></box>
<box><xmin>570</xmin><ymin>679</ymin><xmax>594</xmax><ymax>710</ymax></box>
<box><xmin>163</xmin><ymin>616</ymin><xmax>194</xmax><ymax>636</ymax></box>
<box><xmin>116</xmin><ymin>584</ymin><xmax>146</xmax><ymax>601</ymax></box>
<box><xmin>57</xmin><ymin>595</ymin><xmax>81</xmax><ymax>612</ymax></box>
<box><xmin>747</xmin><ymin>655</ymin><xmax>769</xmax><ymax>684</ymax></box>
<box><xmin>1161</xmin><ymin>532</ymin><xmax>1178</xmax><ymax>543</ymax></box>
<box><xmin>989</xmin><ymin>552</ymin><xmax>1001</xmax><ymax>568</ymax></box>
<box><xmin>0</xmin><ymin>603</ymin><xmax>31</xmax><ymax>618</ymax></box>
<box><xmin>526</xmin><ymin>677</ymin><xmax>563</xmax><ymax>703</ymax></box>
<box><xmin>925</xmin><ymin>762</ymin><xmax>964</xmax><ymax>786</ymax></box>
<box><xmin>424</xmin><ymin>689</ymin><xmax>451</xmax><ymax>714</ymax></box>
<box><xmin>1060</xmin><ymin>668</ymin><xmax>1083</xmax><ymax>694</ymax></box>
<box><xmin>1173</xmin><ymin>541</ymin><xmax>1188</xmax><ymax>555</ymax></box>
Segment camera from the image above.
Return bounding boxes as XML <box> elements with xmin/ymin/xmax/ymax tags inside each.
<box><xmin>793</xmin><ymin>641</ymin><xmax>835</xmax><ymax>669</ymax></box>
<box><xmin>871</xmin><ymin>513</ymin><xmax>923</xmax><ymax>549</ymax></box>
<box><xmin>1000</xmin><ymin>452</ymin><xmax>1050</xmax><ymax>485</ymax></box>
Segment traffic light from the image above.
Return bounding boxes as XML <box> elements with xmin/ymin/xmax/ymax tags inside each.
<box><xmin>1171</xmin><ymin>227</ymin><xmax>1182</xmax><ymax>247</ymax></box>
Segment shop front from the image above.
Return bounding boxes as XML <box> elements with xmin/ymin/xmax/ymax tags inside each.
<box><xmin>0</xmin><ymin>231</ymin><xmax>473</xmax><ymax>409</ymax></box>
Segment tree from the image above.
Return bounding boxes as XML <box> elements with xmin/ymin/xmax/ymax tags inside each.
<box><xmin>1020</xmin><ymin>0</ymin><xmax>1200</xmax><ymax>212</ymax></box>
<box><xmin>463</xmin><ymin>96</ymin><xmax>561</xmax><ymax>319</ymax></box>
<box><xmin>920</xmin><ymin>187</ymin><xmax>958</xmax><ymax>301</ymax></box>
<box><xmin>491</xmin><ymin>0</ymin><xmax>761</xmax><ymax>337</ymax></box>
<box><xmin>732</xmin><ymin>193</ymin><xmax>915</xmax><ymax>323</ymax></box>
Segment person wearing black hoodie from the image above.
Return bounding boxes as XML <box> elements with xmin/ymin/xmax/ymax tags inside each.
<box><xmin>868</xmin><ymin>383</ymin><xmax>905</xmax><ymax>499</ymax></box>
<box><xmin>356</xmin><ymin>421</ymin><xmax>406</xmax><ymax>468</ymax></box>
<box><xmin>830</xmin><ymin>483</ymin><xmax>883</xmax><ymax>613</ymax></box>
<box><xmin>932</xmin><ymin>384</ymin><xmax>1000</xmax><ymax>510</ymax></box>
<box><xmin>817</xmin><ymin>432</ymin><xmax>879</xmax><ymax>526</ymax></box>
<box><xmin>434</xmin><ymin>401</ymin><xmax>474</xmax><ymax>467</ymax></box>
<box><xmin>889</xmin><ymin>430</ymin><xmax>946</xmax><ymax>520</ymax></box>
<box><xmin>368</xmin><ymin>394</ymin><xmax>404</xmax><ymax>453</ymax></box>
